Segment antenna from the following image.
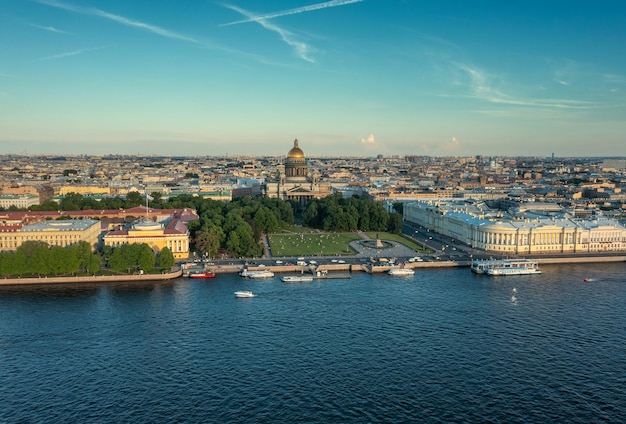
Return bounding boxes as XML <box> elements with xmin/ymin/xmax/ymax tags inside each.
<box><xmin>144</xmin><ymin>186</ymin><xmax>149</xmax><ymax>221</ymax></box>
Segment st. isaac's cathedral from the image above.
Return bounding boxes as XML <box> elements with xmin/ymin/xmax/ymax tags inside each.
<box><xmin>263</xmin><ymin>139</ymin><xmax>332</xmax><ymax>207</ymax></box>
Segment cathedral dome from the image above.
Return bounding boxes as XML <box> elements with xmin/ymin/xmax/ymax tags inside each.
<box><xmin>287</xmin><ymin>139</ymin><xmax>305</xmax><ymax>159</ymax></box>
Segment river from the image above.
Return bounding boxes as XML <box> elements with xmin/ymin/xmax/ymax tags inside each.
<box><xmin>1</xmin><ymin>262</ymin><xmax>625</xmax><ymax>423</ymax></box>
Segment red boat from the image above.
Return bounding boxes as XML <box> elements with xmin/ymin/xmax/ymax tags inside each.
<box><xmin>189</xmin><ymin>271</ymin><xmax>216</xmax><ymax>279</ymax></box>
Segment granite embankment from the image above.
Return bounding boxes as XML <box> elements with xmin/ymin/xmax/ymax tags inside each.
<box><xmin>0</xmin><ymin>268</ymin><xmax>183</xmax><ymax>286</ymax></box>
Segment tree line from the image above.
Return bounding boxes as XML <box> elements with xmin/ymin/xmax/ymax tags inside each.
<box><xmin>5</xmin><ymin>191</ymin><xmax>400</xmax><ymax>261</ymax></box>
<box><xmin>0</xmin><ymin>240</ymin><xmax>175</xmax><ymax>278</ymax></box>
<box><xmin>303</xmin><ymin>193</ymin><xmax>403</xmax><ymax>234</ymax></box>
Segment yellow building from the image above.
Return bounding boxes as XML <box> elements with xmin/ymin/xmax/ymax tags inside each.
<box><xmin>103</xmin><ymin>209</ymin><xmax>194</xmax><ymax>260</ymax></box>
<box><xmin>0</xmin><ymin>219</ymin><xmax>101</xmax><ymax>252</ymax></box>
<box><xmin>59</xmin><ymin>185</ymin><xmax>111</xmax><ymax>196</ymax></box>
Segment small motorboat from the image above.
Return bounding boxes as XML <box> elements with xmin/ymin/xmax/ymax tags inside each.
<box><xmin>234</xmin><ymin>291</ymin><xmax>255</xmax><ymax>298</ymax></box>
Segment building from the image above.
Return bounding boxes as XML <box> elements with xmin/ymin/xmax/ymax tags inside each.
<box><xmin>103</xmin><ymin>208</ymin><xmax>196</xmax><ymax>260</ymax></box>
<box><xmin>263</xmin><ymin>139</ymin><xmax>332</xmax><ymax>207</ymax></box>
<box><xmin>404</xmin><ymin>199</ymin><xmax>626</xmax><ymax>254</ymax></box>
<box><xmin>0</xmin><ymin>219</ymin><xmax>101</xmax><ymax>252</ymax></box>
<box><xmin>0</xmin><ymin>194</ymin><xmax>39</xmax><ymax>209</ymax></box>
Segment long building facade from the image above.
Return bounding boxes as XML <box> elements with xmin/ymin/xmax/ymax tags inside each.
<box><xmin>404</xmin><ymin>200</ymin><xmax>626</xmax><ymax>254</ymax></box>
<box><xmin>0</xmin><ymin>219</ymin><xmax>101</xmax><ymax>252</ymax></box>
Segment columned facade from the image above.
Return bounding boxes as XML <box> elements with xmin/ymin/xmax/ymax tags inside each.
<box><xmin>264</xmin><ymin>139</ymin><xmax>332</xmax><ymax>207</ymax></box>
<box><xmin>404</xmin><ymin>200</ymin><xmax>626</xmax><ymax>254</ymax></box>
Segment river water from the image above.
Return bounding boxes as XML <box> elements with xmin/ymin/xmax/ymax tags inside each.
<box><xmin>1</xmin><ymin>262</ymin><xmax>625</xmax><ymax>423</ymax></box>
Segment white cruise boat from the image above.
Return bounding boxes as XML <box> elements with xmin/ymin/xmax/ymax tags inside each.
<box><xmin>471</xmin><ymin>258</ymin><xmax>541</xmax><ymax>276</ymax></box>
<box><xmin>388</xmin><ymin>268</ymin><xmax>415</xmax><ymax>277</ymax></box>
<box><xmin>245</xmin><ymin>270</ymin><xmax>275</xmax><ymax>279</ymax></box>
<box><xmin>281</xmin><ymin>275</ymin><xmax>314</xmax><ymax>283</ymax></box>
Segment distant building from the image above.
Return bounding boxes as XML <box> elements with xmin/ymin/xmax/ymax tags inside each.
<box><xmin>0</xmin><ymin>194</ymin><xmax>39</xmax><ymax>209</ymax></box>
<box><xmin>0</xmin><ymin>219</ymin><xmax>100</xmax><ymax>252</ymax></box>
<box><xmin>263</xmin><ymin>139</ymin><xmax>332</xmax><ymax>207</ymax></box>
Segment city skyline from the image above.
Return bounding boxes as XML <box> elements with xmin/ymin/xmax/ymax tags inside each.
<box><xmin>2</xmin><ymin>0</ymin><xmax>626</xmax><ymax>157</ymax></box>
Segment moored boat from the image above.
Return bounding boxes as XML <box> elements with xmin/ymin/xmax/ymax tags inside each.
<box><xmin>189</xmin><ymin>271</ymin><xmax>216</xmax><ymax>279</ymax></box>
<box><xmin>281</xmin><ymin>275</ymin><xmax>314</xmax><ymax>283</ymax></box>
<box><xmin>244</xmin><ymin>270</ymin><xmax>275</xmax><ymax>279</ymax></box>
<box><xmin>471</xmin><ymin>258</ymin><xmax>541</xmax><ymax>276</ymax></box>
<box><xmin>388</xmin><ymin>268</ymin><xmax>415</xmax><ymax>277</ymax></box>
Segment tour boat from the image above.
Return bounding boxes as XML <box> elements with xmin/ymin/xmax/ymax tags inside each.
<box><xmin>471</xmin><ymin>258</ymin><xmax>541</xmax><ymax>276</ymax></box>
<box><xmin>388</xmin><ymin>268</ymin><xmax>415</xmax><ymax>277</ymax></box>
<box><xmin>244</xmin><ymin>270</ymin><xmax>275</xmax><ymax>279</ymax></box>
<box><xmin>234</xmin><ymin>291</ymin><xmax>255</xmax><ymax>298</ymax></box>
<box><xmin>188</xmin><ymin>271</ymin><xmax>216</xmax><ymax>279</ymax></box>
<box><xmin>281</xmin><ymin>275</ymin><xmax>314</xmax><ymax>283</ymax></box>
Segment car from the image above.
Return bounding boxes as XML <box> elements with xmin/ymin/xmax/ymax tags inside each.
<box><xmin>337</xmin><ymin>260</ymin><xmax>346</xmax><ymax>264</ymax></box>
<box><xmin>275</xmin><ymin>260</ymin><xmax>284</xmax><ymax>264</ymax></box>
<box><xmin>309</xmin><ymin>260</ymin><xmax>317</xmax><ymax>265</ymax></box>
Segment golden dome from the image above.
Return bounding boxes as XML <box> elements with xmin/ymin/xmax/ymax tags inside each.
<box><xmin>287</xmin><ymin>139</ymin><xmax>305</xmax><ymax>159</ymax></box>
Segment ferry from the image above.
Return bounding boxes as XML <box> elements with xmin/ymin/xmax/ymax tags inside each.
<box><xmin>388</xmin><ymin>268</ymin><xmax>415</xmax><ymax>277</ymax></box>
<box><xmin>471</xmin><ymin>258</ymin><xmax>541</xmax><ymax>276</ymax></box>
<box><xmin>189</xmin><ymin>271</ymin><xmax>216</xmax><ymax>279</ymax></box>
<box><xmin>281</xmin><ymin>275</ymin><xmax>314</xmax><ymax>283</ymax></box>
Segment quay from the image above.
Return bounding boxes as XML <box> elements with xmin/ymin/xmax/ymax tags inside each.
<box><xmin>0</xmin><ymin>268</ymin><xmax>183</xmax><ymax>286</ymax></box>
<box><xmin>1</xmin><ymin>255</ymin><xmax>624</xmax><ymax>286</ymax></box>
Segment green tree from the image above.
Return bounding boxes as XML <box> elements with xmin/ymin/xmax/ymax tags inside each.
<box><xmin>195</xmin><ymin>228</ymin><xmax>221</xmax><ymax>258</ymax></box>
<box><xmin>60</xmin><ymin>192</ymin><xmax>84</xmax><ymax>211</ymax></box>
<box><xmin>125</xmin><ymin>191</ymin><xmax>143</xmax><ymax>208</ymax></box>
<box><xmin>137</xmin><ymin>244</ymin><xmax>156</xmax><ymax>272</ymax></box>
<box><xmin>156</xmin><ymin>247</ymin><xmax>175</xmax><ymax>269</ymax></box>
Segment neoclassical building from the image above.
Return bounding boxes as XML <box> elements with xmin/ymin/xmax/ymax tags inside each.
<box><xmin>264</xmin><ymin>139</ymin><xmax>332</xmax><ymax>207</ymax></box>
<box><xmin>404</xmin><ymin>200</ymin><xmax>626</xmax><ymax>254</ymax></box>
<box><xmin>103</xmin><ymin>208</ymin><xmax>196</xmax><ymax>260</ymax></box>
<box><xmin>0</xmin><ymin>219</ymin><xmax>101</xmax><ymax>252</ymax></box>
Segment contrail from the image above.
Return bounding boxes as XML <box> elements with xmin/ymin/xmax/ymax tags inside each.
<box><xmin>36</xmin><ymin>0</ymin><xmax>198</xmax><ymax>44</ymax></box>
<box><xmin>221</xmin><ymin>0</ymin><xmax>363</xmax><ymax>26</ymax></box>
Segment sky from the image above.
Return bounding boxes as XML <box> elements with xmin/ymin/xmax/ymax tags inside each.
<box><xmin>1</xmin><ymin>0</ymin><xmax>626</xmax><ymax>157</ymax></box>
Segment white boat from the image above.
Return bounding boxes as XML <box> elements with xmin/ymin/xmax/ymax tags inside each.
<box><xmin>234</xmin><ymin>291</ymin><xmax>255</xmax><ymax>298</ymax></box>
<box><xmin>246</xmin><ymin>270</ymin><xmax>275</xmax><ymax>279</ymax></box>
<box><xmin>281</xmin><ymin>275</ymin><xmax>314</xmax><ymax>283</ymax></box>
<box><xmin>471</xmin><ymin>258</ymin><xmax>541</xmax><ymax>276</ymax></box>
<box><xmin>388</xmin><ymin>268</ymin><xmax>415</xmax><ymax>277</ymax></box>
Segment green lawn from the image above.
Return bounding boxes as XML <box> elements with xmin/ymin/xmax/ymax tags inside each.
<box><xmin>269</xmin><ymin>232</ymin><xmax>361</xmax><ymax>257</ymax></box>
<box><xmin>364</xmin><ymin>232</ymin><xmax>431</xmax><ymax>253</ymax></box>
<box><xmin>268</xmin><ymin>230</ymin><xmax>431</xmax><ymax>257</ymax></box>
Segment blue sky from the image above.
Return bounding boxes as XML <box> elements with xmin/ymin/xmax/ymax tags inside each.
<box><xmin>1</xmin><ymin>0</ymin><xmax>625</xmax><ymax>157</ymax></box>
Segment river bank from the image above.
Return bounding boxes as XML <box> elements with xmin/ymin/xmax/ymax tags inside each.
<box><xmin>0</xmin><ymin>268</ymin><xmax>183</xmax><ymax>286</ymax></box>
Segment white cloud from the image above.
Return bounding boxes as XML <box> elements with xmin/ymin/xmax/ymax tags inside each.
<box><xmin>361</xmin><ymin>134</ymin><xmax>375</xmax><ymax>144</ymax></box>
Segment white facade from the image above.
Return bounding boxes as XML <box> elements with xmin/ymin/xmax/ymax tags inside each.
<box><xmin>0</xmin><ymin>194</ymin><xmax>39</xmax><ymax>209</ymax></box>
<box><xmin>404</xmin><ymin>200</ymin><xmax>626</xmax><ymax>254</ymax></box>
